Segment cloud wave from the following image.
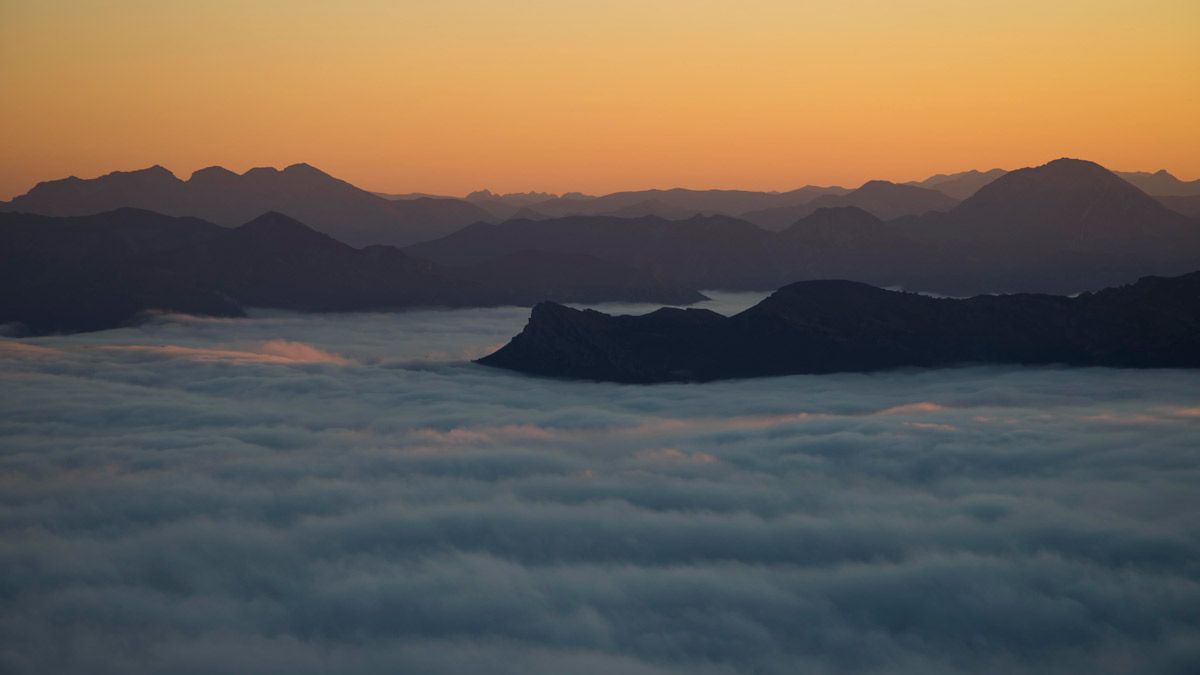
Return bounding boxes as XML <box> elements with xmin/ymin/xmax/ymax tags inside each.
<box><xmin>1</xmin><ymin>295</ymin><xmax>1198</xmax><ymax>674</ymax></box>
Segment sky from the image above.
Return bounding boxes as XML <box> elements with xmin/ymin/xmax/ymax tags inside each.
<box><xmin>2</xmin><ymin>299</ymin><xmax>1199</xmax><ymax>673</ymax></box>
<box><xmin>1</xmin><ymin>0</ymin><xmax>1198</xmax><ymax>199</ymax></box>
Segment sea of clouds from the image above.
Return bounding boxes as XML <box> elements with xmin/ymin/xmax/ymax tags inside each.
<box><xmin>1</xmin><ymin>292</ymin><xmax>1198</xmax><ymax>674</ymax></box>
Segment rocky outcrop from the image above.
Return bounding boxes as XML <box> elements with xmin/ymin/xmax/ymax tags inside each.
<box><xmin>478</xmin><ymin>272</ymin><xmax>1200</xmax><ymax>382</ymax></box>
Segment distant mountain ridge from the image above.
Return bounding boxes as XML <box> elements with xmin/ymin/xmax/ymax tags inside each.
<box><xmin>6</xmin><ymin>161</ymin><xmax>1196</xmax><ymax>247</ymax></box>
<box><xmin>741</xmin><ymin>180</ymin><xmax>960</xmax><ymax>229</ymax></box>
<box><xmin>410</xmin><ymin>159</ymin><xmax>1200</xmax><ymax>296</ymax></box>
<box><xmin>6</xmin><ymin>158</ymin><xmax>1200</xmax><ymax>335</ymax></box>
<box><xmin>518</xmin><ymin>186</ymin><xmax>851</xmax><ymax>221</ymax></box>
<box><xmin>2</xmin><ymin>164</ymin><xmax>494</xmax><ymax>247</ymax></box>
<box><xmin>906</xmin><ymin>168</ymin><xmax>1009</xmax><ymax>199</ymax></box>
<box><xmin>1116</xmin><ymin>170</ymin><xmax>1200</xmax><ymax>197</ymax></box>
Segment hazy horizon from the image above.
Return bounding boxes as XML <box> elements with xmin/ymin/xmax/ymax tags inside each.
<box><xmin>2</xmin><ymin>0</ymin><xmax>1197</xmax><ymax>201</ymax></box>
<box><xmin>3</xmin><ymin>158</ymin><xmax>1198</xmax><ymax>204</ymax></box>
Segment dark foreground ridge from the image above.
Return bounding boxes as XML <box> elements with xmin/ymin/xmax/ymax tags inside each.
<box><xmin>478</xmin><ymin>272</ymin><xmax>1200</xmax><ymax>382</ymax></box>
<box><xmin>0</xmin><ymin>209</ymin><xmax>704</xmax><ymax>335</ymax></box>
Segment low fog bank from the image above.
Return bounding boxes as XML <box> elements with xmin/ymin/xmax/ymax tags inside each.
<box><xmin>1</xmin><ymin>299</ymin><xmax>1198</xmax><ymax>674</ymax></box>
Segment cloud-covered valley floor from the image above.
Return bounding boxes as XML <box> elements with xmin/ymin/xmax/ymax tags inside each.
<box><xmin>2</xmin><ymin>293</ymin><xmax>1198</xmax><ymax>674</ymax></box>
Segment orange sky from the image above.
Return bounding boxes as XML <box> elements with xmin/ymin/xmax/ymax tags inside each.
<box><xmin>1</xmin><ymin>0</ymin><xmax>1198</xmax><ymax>200</ymax></box>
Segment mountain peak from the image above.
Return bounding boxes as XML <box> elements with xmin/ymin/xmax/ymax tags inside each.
<box><xmin>241</xmin><ymin>210</ymin><xmax>302</xmax><ymax>224</ymax></box>
<box><xmin>858</xmin><ymin>179</ymin><xmax>899</xmax><ymax>190</ymax></box>
<box><xmin>103</xmin><ymin>165</ymin><xmax>179</xmax><ymax>182</ymax></box>
<box><xmin>282</xmin><ymin>162</ymin><xmax>330</xmax><ymax>178</ymax></box>
<box><xmin>1042</xmin><ymin>157</ymin><xmax>1110</xmax><ymax>173</ymax></box>
<box><xmin>188</xmin><ymin>166</ymin><xmax>238</xmax><ymax>183</ymax></box>
<box><xmin>242</xmin><ymin>166</ymin><xmax>281</xmax><ymax>178</ymax></box>
<box><xmin>794</xmin><ymin>206</ymin><xmax>882</xmax><ymax>226</ymax></box>
<box><xmin>966</xmin><ymin>158</ymin><xmax>1134</xmax><ymax>201</ymax></box>
<box><xmin>236</xmin><ymin>211</ymin><xmax>322</xmax><ymax>237</ymax></box>
<box><xmin>944</xmin><ymin>157</ymin><xmax>1191</xmax><ymax>245</ymax></box>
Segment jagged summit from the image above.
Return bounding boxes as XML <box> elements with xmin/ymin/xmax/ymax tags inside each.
<box><xmin>3</xmin><ymin>162</ymin><xmax>494</xmax><ymax>247</ymax></box>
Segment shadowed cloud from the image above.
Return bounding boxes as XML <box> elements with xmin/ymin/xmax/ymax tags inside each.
<box><xmin>1</xmin><ymin>296</ymin><xmax>1198</xmax><ymax>674</ymax></box>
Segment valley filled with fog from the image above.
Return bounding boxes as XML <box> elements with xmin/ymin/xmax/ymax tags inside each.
<box><xmin>2</xmin><ymin>297</ymin><xmax>1198</xmax><ymax>674</ymax></box>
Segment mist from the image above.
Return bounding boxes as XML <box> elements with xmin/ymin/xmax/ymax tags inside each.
<box><xmin>2</xmin><ymin>296</ymin><xmax>1198</xmax><ymax>674</ymax></box>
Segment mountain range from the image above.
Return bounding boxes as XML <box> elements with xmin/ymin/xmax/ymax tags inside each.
<box><xmin>0</xmin><ymin>164</ymin><xmax>494</xmax><ymax>248</ymax></box>
<box><xmin>0</xmin><ymin>210</ymin><xmax>701</xmax><ymax>335</ymax></box>
<box><xmin>410</xmin><ymin>159</ymin><xmax>1200</xmax><ymax>295</ymax></box>
<box><xmin>4</xmin><ymin>157</ymin><xmax>1199</xmax><ymax>335</ymax></box>
<box><xmin>1115</xmin><ymin>170</ymin><xmax>1200</xmax><ymax>197</ymax></box>
<box><xmin>739</xmin><ymin>180</ymin><xmax>960</xmax><ymax>229</ymax></box>
<box><xmin>905</xmin><ymin>168</ymin><xmax>1009</xmax><ymax>199</ymax></box>
<box><xmin>4</xmin><ymin>162</ymin><xmax>1197</xmax><ymax>249</ymax></box>
<box><xmin>480</xmin><ymin>271</ymin><xmax>1200</xmax><ymax>382</ymax></box>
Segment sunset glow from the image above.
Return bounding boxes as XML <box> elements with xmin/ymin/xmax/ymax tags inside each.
<box><xmin>2</xmin><ymin>0</ymin><xmax>1198</xmax><ymax>199</ymax></box>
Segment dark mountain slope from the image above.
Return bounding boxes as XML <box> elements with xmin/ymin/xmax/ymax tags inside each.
<box><xmin>162</xmin><ymin>214</ymin><xmax>704</xmax><ymax>309</ymax></box>
<box><xmin>152</xmin><ymin>212</ymin><xmax>463</xmax><ymax>311</ymax></box>
<box><xmin>1</xmin><ymin>210</ymin><xmax>706</xmax><ymax>335</ymax></box>
<box><xmin>0</xmin><ymin>209</ymin><xmax>243</xmax><ymax>334</ymax></box>
<box><xmin>1157</xmin><ymin>195</ymin><xmax>1200</xmax><ymax>218</ymax></box>
<box><xmin>479</xmin><ymin>272</ymin><xmax>1200</xmax><ymax>382</ymax></box>
<box><xmin>407</xmin><ymin>214</ymin><xmax>788</xmax><ymax>289</ymax></box>
<box><xmin>776</xmin><ymin>207</ymin><xmax>933</xmax><ymax>281</ymax></box>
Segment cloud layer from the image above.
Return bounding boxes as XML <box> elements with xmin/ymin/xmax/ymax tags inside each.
<box><xmin>2</xmin><ymin>293</ymin><xmax>1198</xmax><ymax>674</ymax></box>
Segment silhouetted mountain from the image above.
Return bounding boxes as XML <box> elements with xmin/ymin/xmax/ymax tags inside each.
<box><xmin>1116</xmin><ymin>170</ymin><xmax>1200</xmax><ymax>197</ymax></box>
<box><xmin>1</xmin><ymin>210</ymin><xmax>706</xmax><ymax>335</ymax></box>
<box><xmin>527</xmin><ymin>186</ymin><xmax>848</xmax><ymax>220</ymax></box>
<box><xmin>1158</xmin><ymin>195</ymin><xmax>1200</xmax><ymax>217</ymax></box>
<box><xmin>152</xmin><ymin>211</ymin><xmax>460</xmax><ymax>311</ymax></box>
<box><xmin>0</xmin><ymin>209</ymin><xmax>243</xmax><ymax>334</ymax></box>
<box><xmin>777</xmin><ymin>207</ymin><xmax>932</xmax><ymax>279</ymax></box>
<box><xmin>409</xmin><ymin>159</ymin><xmax>1200</xmax><ymax>295</ymax></box>
<box><xmin>460</xmin><ymin>190</ymin><xmax>571</xmax><ymax>221</ymax></box>
<box><xmin>10</xmin><ymin>158</ymin><xmax>1199</xmax><ymax>335</ymax></box>
<box><xmin>407</xmin><ymin>214</ymin><xmax>787</xmax><ymax>289</ymax></box>
<box><xmin>899</xmin><ymin>158</ymin><xmax>1200</xmax><ymax>293</ymax></box>
<box><xmin>741</xmin><ymin>180</ymin><xmax>958</xmax><ymax>230</ymax></box>
<box><xmin>2</xmin><ymin>164</ymin><xmax>494</xmax><ymax>247</ymax></box>
<box><xmin>466</xmin><ymin>190</ymin><xmax>561</xmax><ymax>206</ymax></box>
<box><xmin>906</xmin><ymin>168</ymin><xmax>1008</xmax><ymax>199</ymax></box>
<box><xmin>479</xmin><ymin>272</ymin><xmax>1200</xmax><ymax>382</ymax></box>
<box><xmin>373</xmin><ymin>191</ymin><xmax>453</xmax><ymax>200</ymax></box>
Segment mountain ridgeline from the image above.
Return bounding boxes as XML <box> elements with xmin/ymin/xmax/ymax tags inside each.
<box><xmin>1</xmin><ymin>164</ymin><xmax>494</xmax><ymax>248</ymax></box>
<box><xmin>0</xmin><ymin>210</ymin><xmax>702</xmax><ymax>335</ymax></box>
<box><xmin>3</xmin><ymin>157</ymin><xmax>1199</xmax><ymax>336</ymax></box>
<box><xmin>5</xmin><ymin>159</ymin><xmax>1198</xmax><ymax>246</ymax></box>
<box><xmin>410</xmin><ymin>159</ymin><xmax>1200</xmax><ymax>296</ymax></box>
<box><xmin>479</xmin><ymin>272</ymin><xmax>1200</xmax><ymax>382</ymax></box>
